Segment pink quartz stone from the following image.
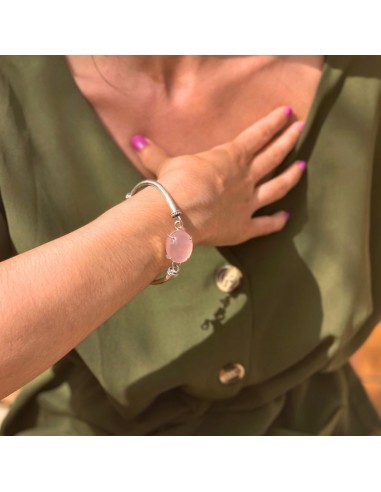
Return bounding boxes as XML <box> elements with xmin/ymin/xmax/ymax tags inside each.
<box><xmin>166</xmin><ymin>229</ymin><xmax>193</xmax><ymax>263</ymax></box>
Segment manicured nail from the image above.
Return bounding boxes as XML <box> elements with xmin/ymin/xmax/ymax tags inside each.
<box><xmin>130</xmin><ymin>134</ymin><xmax>148</xmax><ymax>152</ymax></box>
<box><xmin>284</xmin><ymin>211</ymin><xmax>291</xmax><ymax>221</ymax></box>
<box><xmin>284</xmin><ymin>106</ymin><xmax>293</xmax><ymax>118</ymax></box>
<box><xmin>298</xmin><ymin>160</ymin><xmax>307</xmax><ymax>171</ymax></box>
<box><xmin>298</xmin><ymin>121</ymin><xmax>306</xmax><ymax>132</ymax></box>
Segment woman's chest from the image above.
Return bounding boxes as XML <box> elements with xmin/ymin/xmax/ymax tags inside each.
<box><xmin>68</xmin><ymin>56</ymin><xmax>325</xmax><ymax>178</ymax></box>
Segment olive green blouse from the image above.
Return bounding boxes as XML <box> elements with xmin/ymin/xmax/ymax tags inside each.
<box><xmin>1</xmin><ymin>56</ymin><xmax>381</xmax><ymax>435</ymax></box>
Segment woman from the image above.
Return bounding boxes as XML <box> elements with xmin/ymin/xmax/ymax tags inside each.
<box><xmin>1</xmin><ymin>55</ymin><xmax>381</xmax><ymax>435</ymax></box>
<box><xmin>0</xmin><ymin>57</ymin><xmax>304</xmax><ymax>399</ymax></box>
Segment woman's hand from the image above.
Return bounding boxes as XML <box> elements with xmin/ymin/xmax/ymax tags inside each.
<box><xmin>131</xmin><ymin>106</ymin><xmax>306</xmax><ymax>246</ymax></box>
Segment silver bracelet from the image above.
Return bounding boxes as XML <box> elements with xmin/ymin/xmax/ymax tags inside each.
<box><xmin>125</xmin><ymin>180</ymin><xmax>193</xmax><ymax>284</ymax></box>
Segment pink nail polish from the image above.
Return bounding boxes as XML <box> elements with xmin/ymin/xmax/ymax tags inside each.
<box><xmin>298</xmin><ymin>121</ymin><xmax>306</xmax><ymax>132</ymax></box>
<box><xmin>130</xmin><ymin>134</ymin><xmax>148</xmax><ymax>152</ymax></box>
<box><xmin>298</xmin><ymin>160</ymin><xmax>307</xmax><ymax>171</ymax></box>
<box><xmin>284</xmin><ymin>106</ymin><xmax>293</xmax><ymax>118</ymax></box>
<box><xmin>284</xmin><ymin>211</ymin><xmax>291</xmax><ymax>221</ymax></box>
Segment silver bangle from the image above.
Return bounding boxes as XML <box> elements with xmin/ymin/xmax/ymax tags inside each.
<box><xmin>125</xmin><ymin>180</ymin><xmax>193</xmax><ymax>285</ymax></box>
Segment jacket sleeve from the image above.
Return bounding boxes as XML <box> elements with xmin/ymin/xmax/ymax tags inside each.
<box><xmin>0</xmin><ymin>196</ymin><xmax>15</xmax><ymax>261</ymax></box>
<box><xmin>0</xmin><ymin>64</ymin><xmax>16</xmax><ymax>262</ymax></box>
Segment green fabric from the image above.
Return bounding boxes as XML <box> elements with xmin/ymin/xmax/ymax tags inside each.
<box><xmin>1</xmin><ymin>55</ymin><xmax>381</xmax><ymax>435</ymax></box>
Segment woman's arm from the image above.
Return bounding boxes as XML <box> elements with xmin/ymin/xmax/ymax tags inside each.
<box><xmin>0</xmin><ymin>187</ymin><xmax>172</xmax><ymax>399</ymax></box>
<box><xmin>0</xmin><ymin>106</ymin><xmax>305</xmax><ymax>399</ymax></box>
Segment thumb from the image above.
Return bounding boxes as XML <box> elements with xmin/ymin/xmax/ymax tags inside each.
<box><xmin>130</xmin><ymin>134</ymin><xmax>170</xmax><ymax>177</ymax></box>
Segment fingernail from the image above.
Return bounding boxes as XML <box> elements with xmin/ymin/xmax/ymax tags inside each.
<box><xmin>298</xmin><ymin>121</ymin><xmax>306</xmax><ymax>132</ymax></box>
<box><xmin>130</xmin><ymin>134</ymin><xmax>148</xmax><ymax>152</ymax></box>
<box><xmin>298</xmin><ymin>160</ymin><xmax>307</xmax><ymax>171</ymax></box>
<box><xmin>284</xmin><ymin>211</ymin><xmax>291</xmax><ymax>221</ymax></box>
<box><xmin>284</xmin><ymin>106</ymin><xmax>293</xmax><ymax>118</ymax></box>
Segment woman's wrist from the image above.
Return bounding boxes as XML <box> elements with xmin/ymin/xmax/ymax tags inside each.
<box><xmin>96</xmin><ymin>186</ymin><xmax>177</xmax><ymax>277</ymax></box>
<box><xmin>157</xmin><ymin>176</ymin><xmax>202</xmax><ymax>246</ymax></box>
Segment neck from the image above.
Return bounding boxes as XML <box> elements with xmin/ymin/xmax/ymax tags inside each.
<box><xmin>107</xmin><ymin>56</ymin><xmax>211</xmax><ymax>80</ymax></box>
<box><xmin>92</xmin><ymin>55</ymin><xmax>229</xmax><ymax>92</ymax></box>
<box><xmin>73</xmin><ymin>55</ymin><xmax>275</xmax><ymax>94</ymax></box>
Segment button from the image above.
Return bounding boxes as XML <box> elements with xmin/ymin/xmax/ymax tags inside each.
<box><xmin>219</xmin><ymin>363</ymin><xmax>246</xmax><ymax>385</ymax></box>
<box><xmin>215</xmin><ymin>265</ymin><xmax>243</xmax><ymax>293</ymax></box>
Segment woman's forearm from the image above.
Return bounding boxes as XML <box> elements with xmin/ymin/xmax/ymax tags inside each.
<box><xmin>0</xmin><ymin>187</ymin><xmax>173</xmax><ymax>399</ymax></box>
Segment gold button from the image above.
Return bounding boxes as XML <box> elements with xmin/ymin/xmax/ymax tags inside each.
<box><xmin>219</xmin><ymin>362</ymin><xmax>246</xmax><ymax>385</ymax></box>
<box><xmin>215</xmin><ymin>265</ymin><xmax>243</xmax><ymax>293</ymax></box>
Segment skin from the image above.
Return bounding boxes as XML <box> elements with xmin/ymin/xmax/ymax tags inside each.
<box><xmin>66</xmin><ymin>55</ymin><xmax>324</xmax><ymax>178</ymax></box>
<box><xmin>0</xmin><ymin>56</ymin><xmax>323</xmax><ymax>398</ymax></box>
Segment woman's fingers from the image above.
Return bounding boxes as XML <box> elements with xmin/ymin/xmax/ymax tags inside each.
<box><xmin>251</xmin><ymin>121</ymin><xmax>305</xmax><ymax>182</ymax></box>
<box><xmin>249</xmin><ymin>210</ymin><xmax>291</xmax><ymax>240</ymax></box>
<box><xmin>130</xmin><ymin>134</ymin><xmax>170</xmax><ymax>177</ymax></box>
<box><xmin>227</xmin><ymin>106</ymin><xmax>294</xmax><ymax>163</ymax></box>
<box><xmin>254</xmin><ymin>160</ymin><xmax>307</xmax><ymax>208</ymax></box>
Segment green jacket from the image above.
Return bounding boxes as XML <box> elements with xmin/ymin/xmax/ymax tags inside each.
<box><xmin>1</xmin><ymin>56</ymin><xmax>381</xmax><ymax>435</ymax></box>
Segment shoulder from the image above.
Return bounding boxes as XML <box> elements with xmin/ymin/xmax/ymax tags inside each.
<box><xmin>0</xmin><ymin>55</ymin><xmax>65</xmax><ymax>105</ymax></box>
<box><xmin>0</xmin><ymin>55</ymin><xmax>57</xmax><ymax>84</ymax></box>
<box><xmin>327</xmin><ymin>55</ymin><xmax>381</xmax><ymax>79</ymax></box>
<box><xmin>0</xmin><ymin>57</ymin><xmax>38</xmax><ymax>133</ymax></box>
<box><xmin>0</xmin><ymin>56</ymin><xmax>66</xmax><ymax>137</ymax></box>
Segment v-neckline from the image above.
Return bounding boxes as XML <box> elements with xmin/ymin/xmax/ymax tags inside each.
<box><xmin>58</xmin><ymin>55</ymin><xmax>345</xmax><ymax>180</ymax></box>
<box><xmin>59</xmin><ymin>55</ymin><xmax>147</xmax><ymax>185</ymax></box>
